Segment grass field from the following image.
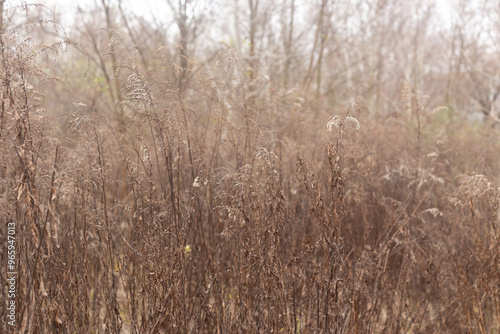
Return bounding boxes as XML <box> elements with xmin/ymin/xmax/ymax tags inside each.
<box><xmin>0</xmin><ymin>1</ymin><xmax>499</xmax><ymax>333</ymax></box>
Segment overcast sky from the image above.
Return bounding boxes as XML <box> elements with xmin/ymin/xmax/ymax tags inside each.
<box><xmin>5</xmin><ymin>0</ymin><xmax>457</xmax><ymax>29</ymax></box>
<box><xmin>5</xmin><ymin>0</ymin><xmax>171</xmax><ymax>29</ymax></box>
<box><xmin>5</xmin><ymin>0</ymin><xmax>487</xmax><ymax>50</ymax></box>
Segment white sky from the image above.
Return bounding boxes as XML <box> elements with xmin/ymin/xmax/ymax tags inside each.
<box><xmin>4</xmin><ymin>0</ymin><xmax>171</xmax><ymax>29</ymax></box>
<box><xmin>4</xmin><ymin>0</ymin><xmax>487</xmax><ymax>45</ymax></box>
<box><xmin>6</xmin><ymin>0</ymin><xmax>457</xmax><ymax>28</ymax></box>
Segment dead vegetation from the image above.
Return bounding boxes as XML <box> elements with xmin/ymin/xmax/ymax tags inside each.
<box><xmin>0</xmin><ymin>2</ymin><xmax>499</xmax><ymax>333</ymax></box>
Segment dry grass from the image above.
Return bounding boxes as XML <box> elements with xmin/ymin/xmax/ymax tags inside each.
<box><xmin>0</xmin><ymin>6</ymin><xmax>499</xmax><ymax>334</ymax></box>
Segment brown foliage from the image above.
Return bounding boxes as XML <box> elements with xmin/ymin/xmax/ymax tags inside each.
<box><xmin>0</xmin><ymin>4</ymin><xmax>499</xmax><ymax>334</ymax></box>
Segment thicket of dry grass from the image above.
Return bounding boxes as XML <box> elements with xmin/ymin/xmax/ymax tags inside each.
<box><xmin>1</xmin><ymin>7</ymin><xmax>499</xmax><ymax>334</ymax></box>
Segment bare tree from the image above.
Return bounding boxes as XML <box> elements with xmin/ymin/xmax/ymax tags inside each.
<box><xmin>166</xmin><ymin>0</ymin><xmax>204</xmax><ymax>92</ymax></box>
<box><xmin>0</xmin><ymin>0</ymin><xmax>4</xmax><ymax>34</ymax></box>
<box><xmin>302</xmin><ymin>0</ymin><xmax>331</xmax><ymax>99</ymax></box>
<box><xmin>282</xmin><ymin>0</ymin><xmax>295</xmax><ymax>87</ymax></box>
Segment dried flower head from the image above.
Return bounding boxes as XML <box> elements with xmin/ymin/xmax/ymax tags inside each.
<box><xmin>327</xmin><ymin>115</ymin><xmax>361</xmax><ymax>131</ymax></box>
